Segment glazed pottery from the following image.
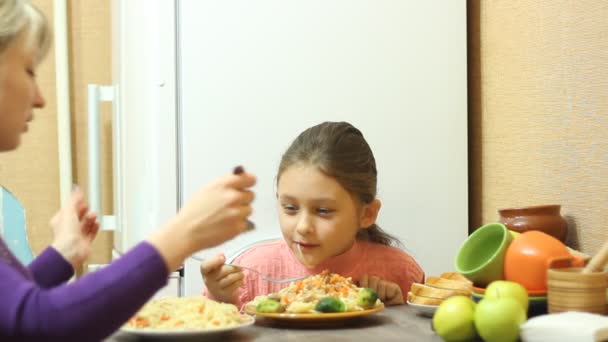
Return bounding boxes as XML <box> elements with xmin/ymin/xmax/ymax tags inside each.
<box><xmin>498</xmin><ymin>204</ymin><xmax>568</xmax><ymax>242</ymax></box>
<box><xmin>454</xmin><ymin>223</ymin><xmax>513</xmax><ymax>287</ymax></box>
<box><xmin>504</xmin><ymin>231</ymin><xmax>585</xmax><ymax>293</ymax></box>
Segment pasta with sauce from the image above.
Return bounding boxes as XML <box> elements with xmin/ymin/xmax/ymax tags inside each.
<box><xmin>124</xmin><ymin>296</ymin><xmax>252</xmax><ymax>330</ymax></box>
<box><xmin>247</xmin><ymin>270</ymin><xmax>382</xmax><ymax>313</ymax></box>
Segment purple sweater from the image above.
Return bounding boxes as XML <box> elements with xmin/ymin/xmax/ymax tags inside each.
<box><xmin>0</xmin><ymin>238</ymin><xmax>168</xmax><ymax>341</ymax></box>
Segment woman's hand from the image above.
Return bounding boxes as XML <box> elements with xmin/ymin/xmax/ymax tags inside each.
<box><xmin>50</xmin><ymin>187</ymin><xmax>100</xmax><ymax>270</ymax></box>
<box><xmin>175</xmin><ymin>171</ymin><xmax>256</xmax><ymax>250</ymax></box>
<box><xmin>359</xmin><ymin>274</ymin><xmax>404</xmax><ymax>306</ymax></box>
<box><xmin>148</xmin><ymin>170</ymin><xmax>256</xmax><ymax>272</ymax></box>
<box><xmin>200</xmin><ymin>253</ymin><xmax>244</xmax><ymax>304</ymax></box>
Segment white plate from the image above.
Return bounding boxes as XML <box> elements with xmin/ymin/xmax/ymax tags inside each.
<box><xmin>407</xmin><ymin>301</ymin><xmax>438</xmax><ymax>317</ymax></box>
<box><xmin>118</xmin><ymin>315</ymin><xmax>254</xmax><ymax>338</ymax></box>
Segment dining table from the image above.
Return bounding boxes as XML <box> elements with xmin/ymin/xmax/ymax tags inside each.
<box><xmin>106</xmin><ymin>304</ymin><xmax>444</xmax><ymax>342</ymax></box>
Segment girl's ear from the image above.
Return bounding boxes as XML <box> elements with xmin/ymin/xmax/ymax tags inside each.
<box><xmin>360</xmin><ymin>199</ymin><xmax>381</xmax><ymax>228</ymax></box>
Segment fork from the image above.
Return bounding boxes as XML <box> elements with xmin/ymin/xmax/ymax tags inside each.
<box><xmin>225</xmin><ymin>263</ymin><xmax>307</xmax><ymax>284</ymax></box>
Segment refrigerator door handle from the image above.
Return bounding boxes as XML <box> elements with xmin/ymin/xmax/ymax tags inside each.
<box><xmin>86</xmin><ymin>84</ymin><xmax>116</xmax><ymax>231</ymax></box>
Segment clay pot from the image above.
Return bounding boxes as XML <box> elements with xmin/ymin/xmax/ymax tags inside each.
<box><xmin>498</xmin><ymin>204</ymin><xmax>568</xmax><ymax>242</ymax></box>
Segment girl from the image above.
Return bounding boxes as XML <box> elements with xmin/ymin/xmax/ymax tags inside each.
<box><xmin>201</xmin><ymin>121</ymin><xmax>424</xmax><ymax>308</ymax></box>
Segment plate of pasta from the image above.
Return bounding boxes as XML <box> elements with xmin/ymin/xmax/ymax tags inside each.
<box><xmin>120</xmin><ymin>296</ymin><xmax>254</xmax><ymax>337</ymax></box>
<box><xmin>244</xmin><ymin>270</ymin><xmax>384</xmax><ymax>321</ymax></box>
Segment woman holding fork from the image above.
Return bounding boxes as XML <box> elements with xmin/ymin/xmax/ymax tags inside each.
<box><xmin>0</xmin><ymin>1</ymin><xmax>255</xmax><ymax>340</ymax></box>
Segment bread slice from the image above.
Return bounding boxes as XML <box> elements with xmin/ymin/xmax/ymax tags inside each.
<box><xmin>425</xmin><ymin>276</ymin><xmax>473</xmax><ymax>293</ymax></box>
<box><xmin>407</xmin><ymin>291</ymin><xmax>444</xmax><ymax>306</ymax></box>
<box><xmin>439</xmin><ymin>272</ymin><xmax>473</xmax><ymax>285</ymax></box>
<box><xmin>411</xmin><ymin>283</ymin><xmax>471</xmax><ymax>298</ymax></box>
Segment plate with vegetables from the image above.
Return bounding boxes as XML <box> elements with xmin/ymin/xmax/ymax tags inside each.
<box><xmin>244</xmin><ymin>270</ymin><xmax>385</xmax><ymax>321</ymax></box>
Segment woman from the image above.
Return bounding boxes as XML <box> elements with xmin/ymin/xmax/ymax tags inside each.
<box><xmin>0</xmin><ymin>1</ymin><xmax>256</xmax><ymax>340</ymax></box>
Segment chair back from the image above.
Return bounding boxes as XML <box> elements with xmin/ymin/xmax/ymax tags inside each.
<box><xmin>0</xmin><ymin>186</ymin><xmax>34</xmax><ymax>264</ymax></box>
<box><xmin>226</xmin><ymin>237</ymin><xmax>282</xmax><ymax>263</ymax></box>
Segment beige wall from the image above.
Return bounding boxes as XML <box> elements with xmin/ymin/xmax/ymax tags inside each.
<box><xmin>469</xmin><ymin>1</ymin><xmax>608</xmax><ymax>255</ymax></box>
<box><xmin>0</xmin><ymin>0</ymin><xmax>113</xmax><ymax>265</ymax></box>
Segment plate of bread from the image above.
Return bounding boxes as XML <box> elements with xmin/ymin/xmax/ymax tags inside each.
<box><xmin>407</xmin><ymin>272</ymin><xmax>473</xmax><ymax>317</ymax></box>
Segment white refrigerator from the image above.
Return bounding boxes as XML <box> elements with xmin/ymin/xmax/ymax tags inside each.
<box><xmin>93</xmin><ymin>0</ymin><xmax>468</xmax><ymax>296</ymax></box>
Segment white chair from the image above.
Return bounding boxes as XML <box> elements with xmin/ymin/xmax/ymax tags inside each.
<box><xmin>226</xmin><ymin>237</ymin><xmax>282</xmax><ymax>263</ymax></box>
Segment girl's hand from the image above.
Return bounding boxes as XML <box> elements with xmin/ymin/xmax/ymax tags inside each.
<box><xmin>359</xmin><ymin>274</ymin><xmax>404</xmax><ymax>306</ymax></box>
<box><xmin>200</xmin><ymin>253</ymin><xmax>244</xmax><ymax>304</ymax></box>
<box><xmin>50</xmin><ymin>187</ymin><xmax>100</xmax><ymax>270</ymax></box>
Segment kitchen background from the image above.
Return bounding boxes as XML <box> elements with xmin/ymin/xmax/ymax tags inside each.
<box><xmin>0</xmin><ymin>0</ymin><xmax>606</xmax><ymax>274</ymax></box>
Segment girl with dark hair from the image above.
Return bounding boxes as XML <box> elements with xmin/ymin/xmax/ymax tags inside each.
<box><xmin>202</xmin><ymin>121</ymin><xmax>424</xmax><ymax>308</ymax></box>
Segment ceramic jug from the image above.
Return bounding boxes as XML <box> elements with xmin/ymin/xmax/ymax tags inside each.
<box><xmin>498</xmin><ymin>204</ymin><xmax>568</xmax><ymax>242</ymax></box>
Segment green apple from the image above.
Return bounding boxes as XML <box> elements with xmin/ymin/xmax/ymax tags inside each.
<box><xmin>474</xmin><ymin>297</ymin><xmax>526</xmax><ymax>342</ymax></box>
<box><xmin>432</xmin><ymin>296</ymin><xmax>477</xmax><ymax>342</ymax></box>
<box><xmin>485</xmin><ymin>280</ymin><xmax>529</xmax><ymax>312</ymax></box>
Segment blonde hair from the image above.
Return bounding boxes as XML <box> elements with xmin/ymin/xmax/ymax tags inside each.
<box><xmin>0</xmin><ymin>0</ymin><xmax>51</xmax><ymax>61</ymax></box>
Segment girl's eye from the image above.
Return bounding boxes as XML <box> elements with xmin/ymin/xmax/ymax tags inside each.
<box><xmin>26</xmin><ymin>68</ymin><xmax>36</xmax><ymax>77</ymax></box>
<box><xmin>282</xmin><ymin>204</ymin><xmax>297</xmax><ymax>213</ymax></box>
<box><xmin>317</xmin><ymin>208</ymin><xmax>333</xmax><ymax>215</ymax></box>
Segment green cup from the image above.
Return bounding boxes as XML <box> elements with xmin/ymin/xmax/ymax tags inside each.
<box><xmin>454</xmin><ymin>222</ymin><xmax>514</xmax><ymax>287</ymax></box>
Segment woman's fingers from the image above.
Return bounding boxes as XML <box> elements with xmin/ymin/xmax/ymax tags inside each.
<box><xmin>224</xmin><ymin>171</ymin><xmax>257</xmax><ymax>190</ymax></box>
<box><xmin>83</xmin><ymin>212</ymin><xmax>100</xmax><ymax>239</ymax></box>
<box><xmin>77</xmin><ymin>201</ymin><xmax>89</xmax><ymax>221</ymax></box>
<box><xmin>225</xmin><ymin>189</ymin><xmax>255</xmax><ymax>207</ymax></box>
<box><xmin>81</xmin><ymin>211</ymin><xmax>96</xmax><ymax>231</ymax></box>
<box><xmin>69</xmin><ymin>187</ymin><xmax>85</xmax><ymax>211</ymax></box>
<box><xmin>89</xmin><ymin>220</ymin><xmax>100</xmax><ymax>240</ymax></box>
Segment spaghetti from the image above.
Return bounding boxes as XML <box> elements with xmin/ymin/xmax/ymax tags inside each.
<box><xmin>124</xmin><ymin>296</ymin><xmax>251</xmax><ymax>330</ymax></box>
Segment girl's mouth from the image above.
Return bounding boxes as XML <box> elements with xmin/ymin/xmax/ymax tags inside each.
<box><xmin>296</xmin><ymin>242</ymin><xmax>320</xmax><ymax>250</ymax></box>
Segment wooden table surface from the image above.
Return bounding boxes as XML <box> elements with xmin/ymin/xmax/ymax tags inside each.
<box><xmin>107</xmin><ymin>305</ymin><xmax>444</xmax><ymax>342</ymax></box>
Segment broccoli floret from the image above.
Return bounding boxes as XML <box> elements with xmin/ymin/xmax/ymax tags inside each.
<box><xmin>255</xmin><ymin>299</ymin><xmax>284</xmax><ymax>313</ymax></box>
<box><xmin>315</xmin><ymin>297</ymin><xmax>346</xmax><ymax>313</ymax></box>
<box><xmin>357</xmin><ymin>287</ymin><xmax>378</xmax><ymax>308</ymax></box>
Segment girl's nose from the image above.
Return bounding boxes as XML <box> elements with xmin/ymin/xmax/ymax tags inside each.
<box><xmin>295</xmin><ymin>214</ymin><xmax>314</xmax><ymax>235</ymax></box>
